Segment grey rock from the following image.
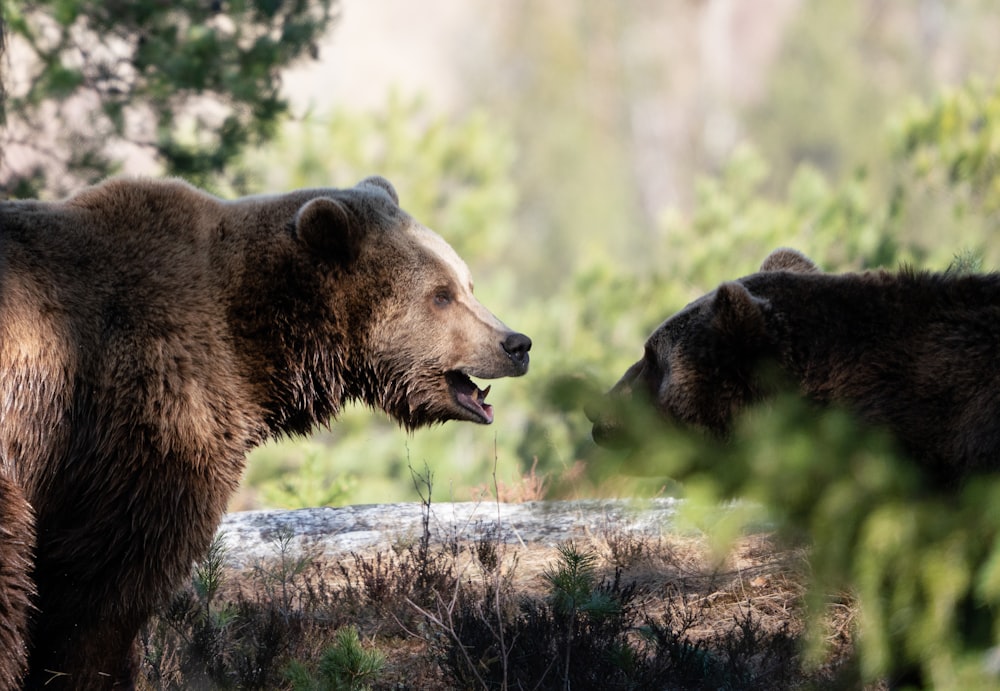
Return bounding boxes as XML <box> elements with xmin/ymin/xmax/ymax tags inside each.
<box><xmin>217</xmin><ymin>499</ymin><xmax>681</xmax><ymax>569</ymax></box>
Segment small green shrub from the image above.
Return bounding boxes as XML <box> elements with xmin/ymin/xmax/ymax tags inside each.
<box><xmin>285</xmin><ymin>626</ymin><xmax>386</xmax><ymax>691</ymax></box>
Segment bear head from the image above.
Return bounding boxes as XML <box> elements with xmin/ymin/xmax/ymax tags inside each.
<box><xmin>284</xmin><ymin>176</ymin><xmax>531</xmax><ymax>429</ymax></box>
<box><xmin>587</xmin><ymin>248</ymin><xmax>817</xmax><ymax>447</ymax></box>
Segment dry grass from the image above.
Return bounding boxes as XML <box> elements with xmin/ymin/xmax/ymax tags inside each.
<box><xmin>139</xmin><ymin>511</ymin><xmax>875</xmax><ymax>690</ymax></box>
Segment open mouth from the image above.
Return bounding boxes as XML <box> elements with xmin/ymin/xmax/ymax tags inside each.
<box><xmin>445</xmin><ymin>370</ymin><xmax>494</xmax><ymax>424</ymax></box>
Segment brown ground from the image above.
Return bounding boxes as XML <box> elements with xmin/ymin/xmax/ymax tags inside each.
<box><xmin>146</xmin><ymin>527</ymin><xmax>870</xmax><ymax>690</ymax></box>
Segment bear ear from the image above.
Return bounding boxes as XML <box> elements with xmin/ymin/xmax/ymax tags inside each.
<box><xmin>294</xmin><ymin>197</ymin><xmax>363</xmax><ymax>265</ymax></box>
<box><xmin>760</xmin><ymin>247</ymin><xmax>819</xmax><ymax>274</ymax></box>
<box><xmin>358</xmin><ymin>175</ymin><xmax>399</xmax><ymax>205</ymax></box>
<box><xmin>711</xmin><ymin>282</ymin><xmax>767</xmax><ymax>339</ymax></box>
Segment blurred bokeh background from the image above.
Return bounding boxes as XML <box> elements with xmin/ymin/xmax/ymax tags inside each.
<box><xmin>4</xmin><ymin>0</ymin><xmax>1000</xmax><ymax>507</ymax></box>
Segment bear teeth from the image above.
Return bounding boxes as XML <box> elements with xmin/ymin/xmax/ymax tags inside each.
<box><xmin>445</xmin><ymin>371</ymin><xmax>494</xmax><ymax>424</ymax></box>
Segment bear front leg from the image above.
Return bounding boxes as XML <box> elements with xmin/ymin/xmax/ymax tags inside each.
<box><xmin>0</xmin><ymin>469</ymin><xmax>35</xmax><ymax>691</ymax></box>
<box><xmin>24</xmin><ymin>458</ymin><xmax>233</xmax><ymax>691</ymax></box>
<box><xmin>24</xmin><ymin>593</ymin><xmax>141</xmax><ymax>691</ymax></box>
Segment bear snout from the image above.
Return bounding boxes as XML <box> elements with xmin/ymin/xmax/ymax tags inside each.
<box><xmin>587</xmin><ymin>359</ymin><xmax>649</xmax><ymax>449</ymax></box>
<box><xmin>502</xmin><ymin>332</ymin><xmax>532</xmax><ymax>374</ymax></box>
<box><xmin>586</xmin><ymin>401</ymin><xmax>632</xmax><ymax>450</ymax></box>
<box><xmin>583</xmin><ymin>398</ymin><xmax>604</xmax><ymax>426</ymax></box>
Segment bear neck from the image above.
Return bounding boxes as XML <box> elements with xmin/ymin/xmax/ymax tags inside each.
<box><xmin>222</xmin><ymin>198</ymin><xmax>362</xmax><ymax>440</ymax></box>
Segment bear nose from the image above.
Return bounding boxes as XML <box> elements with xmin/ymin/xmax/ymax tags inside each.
<box><xmin>502</xmin><ymin>332</ymin><xmax>532</xmax><ymax>371</ymax></box>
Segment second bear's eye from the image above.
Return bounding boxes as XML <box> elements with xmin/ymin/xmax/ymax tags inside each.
<box><xmin>433</xmin><ymin>289</ymin><xmax>453</xmax><ymax>307</ymax></box>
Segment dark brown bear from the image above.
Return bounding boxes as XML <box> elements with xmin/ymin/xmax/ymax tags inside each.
<box><xmin>0</xmin><ymin>175</ymin><xmax>531</xmax><ymax>689</ymax></box>
<box><xmin>589</xmin><ymin>247</ymin><xmax>1000</xmax><ymax>481</ymax></box>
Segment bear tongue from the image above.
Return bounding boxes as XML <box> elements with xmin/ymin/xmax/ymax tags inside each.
<box><xmin>462</xmin><ymin>384</ymin><xmax>492</xmax><ymax>424</ymax></box>
<box><xmin>450</xmin><ymin>373</ymin><xmax>494</xmax><ymax>424</ymax></box>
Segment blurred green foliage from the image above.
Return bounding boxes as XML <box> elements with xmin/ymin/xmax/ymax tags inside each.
<box><xmin>253</xmin><ymin>441</ymin><xmax>355</xmax><ymax>510</ymax></box>
<box><xmin>493</xmin><ymin>4</ymin><xmax>648</xmax><ymax>293</ymax></box>
<box><xmin>888</xmin><ymin>76</ymin><xmax>1000</xmax><ymax>269</ymax></box>
<box><xmin>748</xmin><ymin>1</ymin><xmax>1000</xmax><ymax>191</ymax></box>
<box><xmin>0</xmin><ymin>0</ymin><xmax>338</xmax><ymax>197</ymax></box>
<box><xmin>228</xmin><ymin>92</ymin><xmax>518</xmax><ymax>265</ymax></box>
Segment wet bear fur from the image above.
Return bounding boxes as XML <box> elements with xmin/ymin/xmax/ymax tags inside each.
<box><xmin>0</xmin><ymin>175</ymin><xmax>530</xmax><ymax>688</ymax></box>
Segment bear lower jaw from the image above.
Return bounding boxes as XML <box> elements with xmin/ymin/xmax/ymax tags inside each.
<box><xmin>445</xmin><ymin>370</ymin><xmax>494</xmax><ymax>424</ymax></box>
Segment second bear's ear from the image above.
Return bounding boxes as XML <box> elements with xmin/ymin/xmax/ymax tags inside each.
<box><xmin>294</xmin><ymin>197</ymin><xmax>363</xmax><ymax>266</ymax></box>
<box><xmin>359</xmin><ymin>175</ymin><xmax>399</xmax><ymax>205</ymax></box>
<box><xmin>759</xmin><ymin>247</ymin><xmax>819</xmax><ymax>274</ymax></box>
<box><xmin>712</xmin><ymin>282</ymin><xmax>767</xmax><ymax>339</ymax></box>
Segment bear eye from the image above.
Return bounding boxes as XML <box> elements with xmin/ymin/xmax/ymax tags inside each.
<box><xmin>433</xmin><ymin>289</ymin><xmax>453</xmax><ymax>307</ymax></box>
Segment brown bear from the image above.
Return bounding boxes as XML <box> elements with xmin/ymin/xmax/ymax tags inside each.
<box><xmin>588</xmin><ymin>247</ymin><xmax>1000</xmax><ymax>482</ymax></box>
<box><xmin>0</xmin><ymin>175</ymin><xmax>531</xmax><ymax>689</ymax></box>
